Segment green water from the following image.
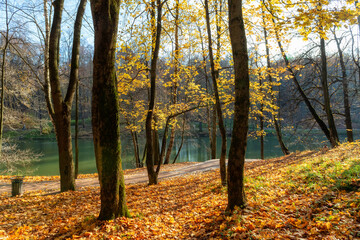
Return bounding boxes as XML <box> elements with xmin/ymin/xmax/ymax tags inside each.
<box><xmin>10</xmin><ymin>130</ymin><xmax>357</xmax><ymax>176</ymax></box>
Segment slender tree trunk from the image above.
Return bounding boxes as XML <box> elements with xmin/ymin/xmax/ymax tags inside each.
<box><xmin>0</xmin><ymin>43</ymin><xmax>6</xmax><ymax>155</ymax></box>
<box><xmin>227</xmin><ymin>0</ymin><xmax>249</xmax><ymax>211</ymax></box>
<box><xmin>91</xmin><ymin>0</ymin><xmax>130</xmax><ymax>220</ymax></box>
<box><xmin>173</xmin><ymin>114</ymin><xmax>186</xmax><ymax>164</ymax></box>
<box><xmin>259</xmin><ymin>77</ymin><xmax>264</xmax><ymax>160</ymax></box>
<box><xmin>75</xmin><ymin>80</ymin><xmax>79</xmax><ymax>179</ymax></box>
<box><xmin>43</xmin><ymin>0</ymin><xmax>55</xmax><ymax>122</ymax></box>
<box><xmin>135</xmin><ymin>132</ymin><xmax>141</xmax><ymax>167</ymax></box>
<box><xmin>152</xmin><ymin>126</ymin><xmax>160</xmax><ymax>166</ymax></box>
<box><xmin>198</xmin><ymin>25</ymin><xmax>216</xmax><ymax>160</ymax></box>
<box><xmin>164</xmin><ymin>0</ymin><xmax>179</xmax><ymax>165</ymax></box>
<box><xmin>38</xmin><ymin>96</ymin><xmax>42</xmax><ymax>133</ymax></box>
<box><xmin>333</xmin><ymin>31</ymin><xmax>353</xmax><ymax>142</ymax></box>
<box><xmin>146</xmin><ymin>0</ymin><xmax>162</xmax><ymax>185</ymax></box>
<box><xmin>0</xmin><ymin>30</ymin><xmax>8</xmax><ymax>155</ymax></box>
<box><xmin>262</xmin><ymin>12</ymin><xmax>289</xmax><ymax>155</ymax></box>
<box><xmin>0</xmin><ymin>0</ymin><xmax>10</xmax><ymax>154</ymax></box>
<box><xmin>211</xmin><ymin>107</ymin><xmax>217</xmax><ymax>159</ymax></box>
<box><xmin>320</xmin><ymin>37</ymin><xmax>339</xmax><ymax>147</ymax></box>
<box><xmin>204</xmin><ymin>0</ymin><xmax>226</xmax><ymax>186</ymax></box>
<box><xmin>164</xmin><ymin>127</ymin><xmax>175</xmax><ymax>164</ymax></box>
<box><xmin>130</xmin><ymin>131</ymin><xmax>141</xmax><ymax>168</ymax></box>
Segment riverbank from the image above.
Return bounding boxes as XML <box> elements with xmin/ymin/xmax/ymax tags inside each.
<box><xmin>5</xmin><ymin>128</ymin><xmax>360</xmax><ymax>176</ymax></box>
<box><xmin>0</xmin><ymin>161</ymin><xmax>197</xmax><ymax>192</ymax></box>
<box><xmin>0</xmin><ymin>141</ymin><xmax>359</xmax><ymax>239</ymax></box>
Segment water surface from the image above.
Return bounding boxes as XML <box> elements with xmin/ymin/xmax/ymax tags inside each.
<box><xmin>14</xmin><ymin>130</ymin><xmax>356</xmax><ymax>176</ymax></box>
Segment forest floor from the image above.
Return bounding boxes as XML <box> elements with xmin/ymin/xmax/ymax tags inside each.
<box><xmin>0</xmin><ymin>142</ymin><xmax>359</xmax><ymax>239</ymax></box>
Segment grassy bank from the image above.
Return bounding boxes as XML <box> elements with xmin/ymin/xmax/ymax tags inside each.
<box><xmin>0</xmin><ymin>141</ymin><xmax>359</xmax><ymax>239</ymax></box>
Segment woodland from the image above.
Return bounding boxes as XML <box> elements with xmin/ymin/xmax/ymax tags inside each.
<box><xmin>0</xmin><ymin>0</ymin><xmax>359</xmax><ymax>238</ymax></box>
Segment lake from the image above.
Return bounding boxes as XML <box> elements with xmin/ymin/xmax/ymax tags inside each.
<box><xmin>13</xmin><ymin>130</ymin><xmax>357</xmax><ymax>176</ymax></box>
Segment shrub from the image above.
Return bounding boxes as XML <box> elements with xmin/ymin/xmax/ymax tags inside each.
<box><xmin>0</xmin><ymin>139</ymin><xmax>41</xmax><ymax>176</ymax></box>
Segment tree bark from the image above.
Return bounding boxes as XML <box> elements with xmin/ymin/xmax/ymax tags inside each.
<box><xmin>145</xmin><ymin>0</ymin><xmax>163</xmax><ymax>185</ymax></box>
<box><xmin>205</xmin><ymin>0</ymin><xmax>227</xmax><ymax>186</ymax></box>
<box><xmin>91</xmin><ymin>0</ymin><xmax>130</xmax><ymax>220</ymax></box>
<box><xmin>333</xmin><ymin>31</ymin><xmax>353</xmax><ymax>142</ymax></box>
<box><xmin>211</xmin><ymin>107</ymin><xmax>217</xmax><ymax>159</ymax></box>
<box><xmin>227</xmin><ymin>0</ymin><xmax>250</xmax><ymax>211</ymax></box>
<box><xmin>320</xmin><ymin>37</ymin><xmax>339</xmax><ymax>147</ymax></box>
<box><xmin>49</xmin><ymin>0</ymin><xmax>72</xmax><ymax>192</ymax></box>
<box><xmin>152</xmin><ymin>126</ymin><xmax>160</xmax><ymax>166</ymax></box>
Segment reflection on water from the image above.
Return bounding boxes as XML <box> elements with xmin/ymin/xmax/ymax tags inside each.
<box><xmin>12</xmin><ymin>130</ymin><xmax>357</xmax><ymax>176</ymax></box>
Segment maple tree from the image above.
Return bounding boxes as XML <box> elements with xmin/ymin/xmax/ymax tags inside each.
<box><xmin>116</xmin><ymin>0</ymin><xmax>215</xmax><ymax>183</ymax></box>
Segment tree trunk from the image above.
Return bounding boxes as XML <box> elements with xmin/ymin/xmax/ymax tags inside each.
<box><xmin>0</xmin><ymin>24</ymin><xmax>8</xmax><ymax>155</ymax></box>
<box><xmin>211</xmin><ymin>106</ymin><xmax>217</xmax><ymax>159</ymax></box>
<box><xmin>91</xmin><ymin>0</ymin><xmax>130</xmax><ymax>220</ymax></box>
<box><xmin>262</xmin><ymin>12</ymin><xmax>289</xmax><ymax>155</ymax></box>
<box><xmin>145</xmin><ymin>0</ymin><xmax>162</xmax><ymax>185</ymax></box>
<box><xmin>75</xmin><ymin>80</ymin><xmax>79</xmax><ymax>179</ymax></box>
<box><xmin>164</xmin><ymin>0</ymin><xmax>180</xmax><ymax>165</ymax></box>
<box><xmin>227</xmin><ymin>0</ymin><xmax>250</xmax><ymax>211</ymax></box>
<box><xmin>152</xmin><ymin>127</ymin><xmax>160</xmax><ymax>166</ymax></box>
<box><xmin>333</xmin><ymin>31</ymin><xmax>353</xmax><ymax>142</ymax></box>
<box><xmin>54</xmin><ymin>111</ymin><xmax>75</xmax><ymax>191</ymax></box>
<box><xmin>0</xmin><ymin>0</ymin><xmax>10</xmax><ymax>154</ymax></box>
<box><xmin>49</xmin><ymin>0</ymin><xmax>75</xmax><ymax>192</ymax></box>
<box><xmin>131</xmin><ymin>131</ymin><xmax>141</xmax><ymax>168</ymax></box>
<box><xmin>320</xmin><ymin>37</ymin><xmax>339</xmax><ymax>147</ymax></box>
<box><xmin>173</xmin><ymin>114</ymin><xmax>186</xmax><ymax>164</ymax></box>
<box><xmin>164</xmin><ymin>127</ymin><xmax>175</xmax><ymax>164</ymax></box>
<box><xmin>259</xmin><ymin>77</ymin><xmax>264</xmax><ymax>160</ymax></box>
<box><xmin>204</xmin><ymin>0</ymin><xmax>226</xmax><ymax>186</ymax></box>
<box><xmin>43</xmin><ymin>0</ymin><xmax>54</xmax><ymax>122</ymax></box>
<box><xmin>198</xmin><ymin>25</ymin><xmax>216</xmax><ymax>160</ymax></box>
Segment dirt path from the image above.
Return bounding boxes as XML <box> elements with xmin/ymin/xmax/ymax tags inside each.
<box><xmin>0</xmin><ymin>159</ymin><xmax>259</xmax><ymax>195</ymax></box>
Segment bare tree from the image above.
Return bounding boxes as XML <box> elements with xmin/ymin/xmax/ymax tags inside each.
<box><xmin>47</xmin><ymin>0</ymin><xmax>87</xmax><ymax>191</ymax></box>
<box><xmin>204</xmin><ymin>0</ymin><xmax>227</xmax><ymax>185</ymax></box>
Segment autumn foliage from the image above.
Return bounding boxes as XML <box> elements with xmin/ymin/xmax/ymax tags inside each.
<box><xmin>0</xmin><ymin>141</ymin><xmax>359</xmax><ymax>239</ymax></box>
